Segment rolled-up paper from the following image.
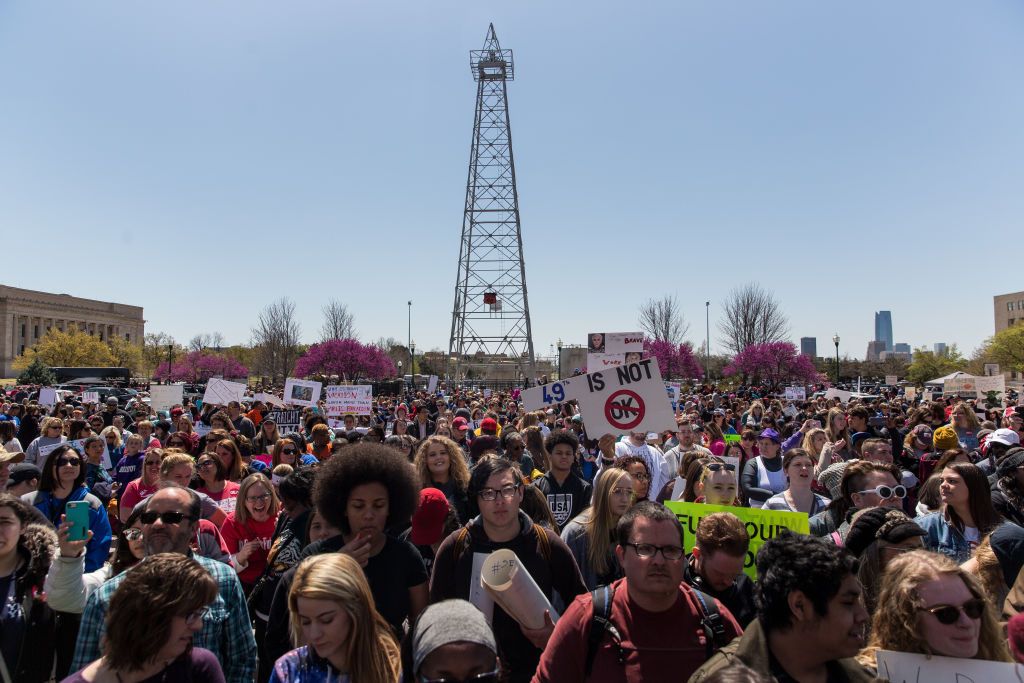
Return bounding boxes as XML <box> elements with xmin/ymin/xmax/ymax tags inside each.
<box><xmin>480</xmin><ymin>548</ymin><xmax>559</xmax><ymax>630</ymax></box>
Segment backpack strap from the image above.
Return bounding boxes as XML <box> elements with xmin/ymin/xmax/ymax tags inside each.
<box><xmin>533</xmin><ymin>524</ymin><xmax>551</xmax><ymax>563</ymax></box>
<box><xmin>691</xmin><ymin>588</ymin><xmax>728</xmax><ymax>660</ymax></box>
<box><xmin>584</xmin><ymin>584</ymin><xmax>622</xmax><ymax>676</ymax></box>
<box><xmin>452</xmin><ymin>526</ymin><xmax>471</xmax><ymax>565</ymax></box>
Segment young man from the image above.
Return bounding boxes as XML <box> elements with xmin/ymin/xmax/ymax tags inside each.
<box><xmin>227</xmin><ymin>401</ymin><xmax>256</xmax><ymax>440</ymax></box>
<box><xmin>431</xmin><ymin>457</ymin><xmax>586</xmax><ymax>683</ymax></box>
<box><xmin>5</xmin><ymin>463</ymin><xmax>41</xmax><ymax>497</ymax></box>
<box><xmin>690</xmin><ymin>533</ymin><xmax>873</xmax><ymax>683</ymax></box>
<box><xmin>684</xmin><ymin>512</ymin><xmax>756</xmax><ymax>628</ymax></box>
<box><xmin>663</xmin><ymin>419</ymin><xmax>712</xmax><ymax>479</ymax></box>
<box><xmin>534</xmin><ymin>431</ymin><xmax>592</xmax><ymax>528</ymax></box>
<box><xmin>533</xmin><ymin>501</ymin><xmax>742</xmax><ymax>683</ymax></box>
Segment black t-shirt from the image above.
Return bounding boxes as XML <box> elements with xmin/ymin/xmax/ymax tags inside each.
<box><xmin>0</xmin><ymin>571</ymin><xmax>24</xmax><ymax>672</ymax></box>
<box><xmin>365</xmin><ymin>535</ymin><xmax>429</xmax><ymax>634</ymax></box>
<box><xmin>533</xmin><ymin>472</ymin><xmax>592</xmax><ymax>527</ymax></box>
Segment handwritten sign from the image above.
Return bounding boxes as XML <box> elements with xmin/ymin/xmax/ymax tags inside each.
<box><xmin>39</xmin><ymin>388</ymin><xmax>58</xmax><ymax>406</ymax></box>
<box><xmin>254</xmin><ymin>392</ymin><xmax>286</xmax><ymax>408</ymax></box>
<box><xmin>149</xmin><ymin>385</ymin><xmax>183</xmax><ymax>412</ymax></box>
<box><xmin>875</xmin><ymin>649</ymin><xmax>1024</xmax><ymax>683</ymax></box>
<box><xmin>283</xmin><ymin>378</ymin><xmax>322</xmax><ymax>407</ymax></box>
<box><xmin>783</xmin><ymin>386</ymin><xmax>806</xmax><ymax>401</ymax></box>
<box><xmin>885</xmin><ymin>375</ymin><xmax>898</xmax><ymax>386</ymax></box>
<box><xmin>824</xmin><ymin>388</ymin><xmax>852</xmax><ymax>403</ymax></box>
<box><xmin>265</xmin><ymin>410</ymin><xmax>302</xmax><ymax>434</ymax></box>
<box><xmin>586</xmin><ymin>353</ymin><xmax>626</xmax><ymax>371</ymax></box>
<box><xmin>325</xmin><ymin>385</ymin><xmax>373</xmax><ymax>416</ymax></box>
<box><xmin>81</xmin><ymin>391</ymin><xmax>100</xmax><ymax>404</ymax></box>
<box><xmin>521</xmin><ymin>377</ymin><xmax>581</xmax><ymax>412</ymax></box>
<box><xmin>202</xmin><ymin>378</ymin><xmax>246</xmax><ymax>407</ymax></box>
<box><xmin>427</xmin><ymin>375</ymin><xmax>439</xmax><ymax>393</ymax></box>
<box><xmin>665</xmin><ymin>501</ymin><xmax>809</xmax><ymax>579</ymax></box>
<box><xmin>574</xmin><ymin>358</ymin><xmax>676</xmax><ymax>436</ymax></box>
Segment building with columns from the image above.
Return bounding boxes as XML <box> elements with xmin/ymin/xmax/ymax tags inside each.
<box><xmin>1</xmin><ymin>285</ymin><xmax>144</xmax><ymax>377</ymax></box>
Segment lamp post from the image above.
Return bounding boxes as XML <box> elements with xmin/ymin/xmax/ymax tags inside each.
<box><xmin>397</xmin><ymin>360</ymin><xmax>403</xmax><ymax>387</ymax></box>
<box><xmin>833</xmin><ymin>333</ymin><xmax>840</xmax><ymax>385</ymax></box>
<box><xmin>556</xmin><ymin>339</ymin><xmax>563</xmax><ymax>380</ymax></box>
<box><xmin>407</xmin><ymin>301</ymin><xmax>412</xmax><ymax>379</ymax></box>
<box><xmin>705</xmin><ymin>301</ymin><xmax>710</xmax><ymax>382</ymax></box>
<box><xmin>166</xmin><ymin>343</ymin><xmax>174</xmax><ymax>385</ymax></box>
<box><xmin>410</xmin><ymin>340</ymin><xmax>416</xmax><ymax>389</ymax></box>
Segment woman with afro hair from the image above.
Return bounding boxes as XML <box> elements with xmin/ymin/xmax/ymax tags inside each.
<box><xmin>261</xmin><ymin>442</ymin><xmax>428</xmax><ymax>667</ymax></box>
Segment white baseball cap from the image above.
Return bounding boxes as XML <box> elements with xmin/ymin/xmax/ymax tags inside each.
<box><xmin>989</xmin><ymin>428</ymin><xmax>1021</xmax><ymax>447</ymax></box>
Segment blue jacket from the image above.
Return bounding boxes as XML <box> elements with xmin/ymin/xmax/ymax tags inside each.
<box><xmin>22</xmin><ymin>486</ymin><xmax>112</xmax><ymax>572</ymax></box>
<box><xmin>915</xmin><ymin>511</ymin><xmax>972</xmax><ymax>564</ymax></box>
<box><xmin>270</xmin><ymin>646</ymin><xmax>351</xmax><ymax>683</ymax></box>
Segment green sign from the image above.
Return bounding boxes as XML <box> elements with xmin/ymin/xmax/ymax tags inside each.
<box><xmin>724</xmin><ymin>433</ymin><xmax>742</xmax><ymax>444</ymax></box>
<box><xmin>665</xmin><ymin>501</ymin><xmax>810</xmax><ymax>579</ymax></box>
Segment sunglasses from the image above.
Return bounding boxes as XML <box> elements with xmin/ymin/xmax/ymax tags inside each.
<box><xmin>123</xmin><ymin>528</ymin><xmax>144</xmax><ymax>541</ymax></box>
<box><xmin>140</xmin><ymin>510</ymin><xmax>193</xmax><ymax>525</ymax></box>
<box><xmin>919</xmin><ymin>598</ymin><xmax>986</xmax><ymax>625</ymax></box>
<box><xmin>855</xmin><ymin>485</ymin><xmax>907</xmax><ymax>499</ymax></box>
<box><xmin>706</xmin><ymin>463</ymin><xmax>736</xmax><ymax>473</ymax></box>
<box><xmin>282</xmin><ymin>448</ymin><xmax>297</xmax><ymax>455</ymax></box>
<box><xmin>56</xmin><ymin>457</ymin><xmax>81</xmax><ymax>467</ymax></box>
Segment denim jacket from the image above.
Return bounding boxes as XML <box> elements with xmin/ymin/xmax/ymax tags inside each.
<box><xmin>915</xmin><ymin>511</ymin><xmax>972</xmax><ymax>564</ymax></box>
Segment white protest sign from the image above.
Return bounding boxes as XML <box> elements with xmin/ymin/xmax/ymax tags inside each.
<box><xmin>38</xmin><ymin>442</ymin><xmax>63</xmax><ymax>460</ymax></box>
<box><xmin>68</xmin><ymin>438</ymin><xmax>112</xmax><ymax>469</ymax></box>
<box><xmin>427</xmin><ymin>375</ymin><xmax>439</xmax><ymax>393</ymax></box>
<box><xmin>149</xmin><ymin>385</ymin><xmax>184</xmax><ymax>412</ymax></box>
<box><xmin>521</xmin><ymin>377</ymin><xmax>581</xmax><ymax>412</ymax></box>
<box><xmin>665</xmin><ymin>382</ymin><xmax>681</xmax><ymax>410</ymax></box>
<box><xmin>254</xmin><ymin>392</ymin><xmax>287</xmax><ymax>408</ymax></box>
<box><xmin>39</xmin><ymin>388</ymin><xmax>58</xmax><ymax>406</ymax></box>
<box><xmin>875</xmin><ymin>649</ymin><xmax>1024</xmax><ymax>683</ymax></box>
<box><xmin>194</xmin><ymin>422</ymin><xmax>213</xmax><ymax>437</ymax></box>
<box><xmin>904</xmin><ymin>386</ymin><xmax>917</xmax><ymax>401</ymax></box>
<box><xmin>483</xmin><ymin>388</ymin><xmax>492</xmax><ymax>399</ymax></box>
<box><xmin>325</xmin><ymin>385</ymin><xmax>373</xmax><ymax>416</ymax></box>
<box><xmin>784</xmin><ymin>386</ymin><xmax>806</xmax><ymax>401</ymax></box>
<box><xmin>922</xmin><ymin>389</ymin><xmax>934</xmax><ymax>402</ymax></box>
<box><xmin>81</xmin><ymin>391</ymin><xmax>100</xmax><ymax>404</ymax></box>
<box><xmin>574</xmin><ymin>359</ymin><xmax>676</xmax><ymax>436</ymax></box>
<box><xmin>824</xmin><ymin>388</ymin><xmax>852</xmax><ymax>403</ymax></box>
<box><xmin>944</xmin><ymin>376</ymin><xmax>977</xmax><ymax>396</ymax></box>
<box><xmin>284</xmin><ymin>378</ymin><xmax>322</xmax><ymax>407</ymax></box>
<box><xmin>587</xmin><ymin>353</ymin><xmax>625</xmax><ymax>371</ymax></box>
<box><xmin>885</xmin><ymin>375</ymin><xmax>898</xmax><ymax>386</ymax></box>
<box><xmin>605</xmin><ymin>332</ymin><xmax>644</xmax><ymax>354</ymax></box>
<box><xmin>202</xmin><ymin>378</ymin><xmax>247</xmax><ymax>406</ymax></box>
<box><xmin>975</xmin><ymin>374</ymin><xmax>1005</xmax><ymax>399</ymax></box>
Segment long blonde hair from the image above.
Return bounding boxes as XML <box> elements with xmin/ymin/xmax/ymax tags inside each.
<box><xmin>584</xmin><ymin>468</ymin><xmax>632</xmax><ymax>576</ymax></box>
<box><xmin>859</xmin><ymin>550</ymin><xmax>1011</xmax><ymax>667</ymax></box>
<box><xmin>413</xmin><ymin>436</ymin><xmax>470</xmax><ymax>491</ymax></box>
<box><xmin>288</xmin><ymin>554</ymin><xmax>401</xmax><ymax>682</ymax></box>
<box><xmin>801</xmin><ymin>428</ymin><xmax>826</xmax><ymax>457</ymax></box>
<box><xmin>825</xmin><ymin>407</ymin><xmax>849</xmax><ymax>443</ymax></box>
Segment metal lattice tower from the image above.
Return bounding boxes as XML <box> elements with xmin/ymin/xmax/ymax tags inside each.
<box><xmin>448</xmin><ymin>24</ymin><xmax>536</xmax><ymax>384</ymax></box>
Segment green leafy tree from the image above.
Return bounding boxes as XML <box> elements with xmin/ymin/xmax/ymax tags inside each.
<box><xmin>906</xmin><ymin>345</ymin><xmax>967</xmax><ymax>384</ymax></box>
<box><xmin>17</xmin><ymin>357</ymin><xmax>56</xmax><ymax>385</ymax></box>
<box><xmin>987</xmin><ymin>325</ymin><xmax>1024</xmax><ymax>374</ymax></box>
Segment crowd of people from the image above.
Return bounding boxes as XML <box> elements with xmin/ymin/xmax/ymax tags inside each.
<box><xmin>1</xmin><ymin>381</ymin><xmax>1024</xmax><ymax>682</ymax></box>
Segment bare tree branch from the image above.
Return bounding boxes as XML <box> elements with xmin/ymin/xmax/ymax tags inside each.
<box><xmin>638</xmin><ymin>294</ymin><xmax>689</xmax><ymax>345</ymax></box>
<box><xmin>717</xmin><ymin>282</ymin><xmax>790</xmax><ymax>354</ymax></box>
<box><xmin>251</xmin><ymin>297</ymin><xmax>302</xmax><ymax>382</ymax></box>
<box><xmin>320</xmin><ymin>300</ymin><xmax>356</xmax><ymax>342</ymax></box>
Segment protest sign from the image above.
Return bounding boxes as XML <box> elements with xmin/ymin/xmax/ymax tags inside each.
<box><xmin>574</xmin><ymin>358</ymin><xmax>676</xmax><ymax>437</ymax></box>
<box><xmin>39</xmin><ymin>388</ymin><xmax>58</xmax><ymax>406</ymax></box>
<box><xmin>904</xmin><ymin>386</ymin><xmax>917</xmax><ymax>401</ymax></box>
<box><xmin>975</xmin><ymin>374</ymin><xmax>1005</xmax><ymax>400</ymax></box>
<box><xmin>38</xmin><ymin>442</ymin><xmax>63</xmax><ymax>460</ymax></box>
<box><xmin>724</xmin><ymin>433</ymin><xmax>742</xmax><ymax>444</ymax></box>
<box><xmin>665</xmin><ymin>382</ymin><xmax>681</xmax><ymax>410</ymax></box>
<box><xmin>265</xmin><ymin>409</ymin><xmax>302</xmax><ymax>434</ymax></box>
<box><xmin>194</xmin><ymin>422</ymin><xmax>213</xmax><ymax>437</ymax></box>
<box><xmin>254</xmin><ymin>392</ymin><xmax>286</xmax><ymax>408</ymax></box>
<box><xmin>874</xmin><ymin>650</ymin><xmax>1024</xmax><ymax>682</ymax></box>
<box><xmin>586</xmin><ymin>353</ymin><xmax>626</xmax><ymax>371</ymax></box>
<box><xmin>983</xmin><ymin>363</ymin><xmax>1000</xmax><ymax>376</ymax></box>
<box><xmin>521</xmin><ymin>377</ymin><xmax>581</xmax><ymax>412</ymax></box>
<box><xmin>783</xmin><ymin>386</ymin><xmax>806</xmax><ymax>401</ymax></box>
<box><xmin>68</xmin><ymin>438</ymin><xmax>112</xmax><ymax>469</ymax></box>
<box><xmin>427</xmin><ymin>375</ymin><xmax>438</xmax><ymax>393</ymax></box>
<box><xmin>81</xmin><ymin>391</ymin><xmax>100</xmax><ymax>404</ymax></box>
<box><xmin>284</xmin><ymin>378</ymin><xmax>322</xmax><ymax>407</ymax></box>
<box><xmin>202</xmin><ymin>378</ymin><xmax>246</xmax><ymax>406</ymax></box>
<box><xmin>944</xmin><ymin>376</ymin><xmax>977</xmax><ymax>396</ymax></box>
<box><xmin>824</xmin><ymin>388</ymin><xmax>852</xmax><ymax>403</ymax></box>
<box><xmin>884</xmin><ymin>375</ymin><xmax>898</xmax><ymax>386</ymax></box>
<box><xmin>605</xmin><ymin>332</ymin><xmax>644</xmax><ymax>354</ymax></box>
<box><xmin>483</xmin><ymin>388</ymin><xmax>492</xmax><ymax>399</ymax></box>
<box><xmin>149</xmin><ymin>385</ymin><xmax>183</xmax><ymax>412</ymax></box>
<box><xmin>922</xmin><ymin>389</ymin><xmax>933</xmax><ymax>402</ymax></box>
<box><xmin>325</xmin><ymin>385</ymin><xmax>373</xmax><ymax>416</ymax></box>
<box><xmin>665</xmin><ymin>501</ymin><xmax>809</xmax><ymax>579</ymax></box>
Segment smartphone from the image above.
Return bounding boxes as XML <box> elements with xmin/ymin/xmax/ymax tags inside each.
<box><xmin>65</xmin><ymin>501</ymin><xmax>90</xmax><ymax>542</ymax></box>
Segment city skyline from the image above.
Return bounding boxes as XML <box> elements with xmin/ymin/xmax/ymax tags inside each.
<box><xmin>1</xmin><ymin>2</ymin><xmax>1020</xmax><ymax>360</ymax></box>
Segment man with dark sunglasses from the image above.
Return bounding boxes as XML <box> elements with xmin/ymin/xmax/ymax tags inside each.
<box><xmin>71</xmin><ymin>485</ymin><xmax>257</xmax><ymax>683</ymax></box>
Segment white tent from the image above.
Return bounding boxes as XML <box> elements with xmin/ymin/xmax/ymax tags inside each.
<box><xmin>924</xmin><ymin>370</ymin><xmax>971</xmax><ymax>386</ymax></box>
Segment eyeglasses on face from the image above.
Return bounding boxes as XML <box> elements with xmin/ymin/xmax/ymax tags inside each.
<box><xmin>140</xmin><ymin>510</ymin><xmax>193</xmax><ymax>525</ymax></box>
<box><xmin>918</xmin><ymin>598</ymin><xmax>986</xmax><ymax>625</ymax></box>
<box><xmin>623</xmin><ymin>542</ymin><xmax>685</xmax><ymax>561</ymax></box>
<box><xmin>630</xmin><ymin>471</ymin><xmax>650</xmax><ymax>482</ymax></box>
<box><xmin>246</xmin><ymin>493</ymin><xmax>271</xmax><ymax>504</ymax></box>
<box><xmin>611</xmin><ymin>487</ymin><xmax>635</xmax><ymax>497</ymax></box>
<box><xmin>184</xmin><ymin>606</ymin><xmax>210</xmax><ymax>626</ymax></box>
<box><xmin>855</xmin><ymin>485</ymin><xmax>907</xmax><ymax>499</ymax></box>
<box><xmin>419</xmin><ymin>670</ymin><xmax>500</xmax><ymax>683</ymax></box>
<box><xmin>477</xmin><ymin>483</ymin><xmax>520</xmax><ymax>501</ymax></box>
<box><xmin>197</xmin><ymin>461</ymin><xmax>216</xmax><ymax>470</ymax></box>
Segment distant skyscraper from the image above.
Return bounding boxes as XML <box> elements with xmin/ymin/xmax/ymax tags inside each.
<box><xmin>874</xmin><ymin>311</ymin><xmax>893</xmax><ymax>352</ymax></box>
<box><xmin>866</xmin><ymin>340</ymin><xmax>886</xmax><ymax>362</ymax></box>
<box><xmin>893</xmin><ymin>343</ymin><xmax>910</xmax><ymax>354</ymax></box>
<box><xmin>800</xmin><ymin>337</ymin><xmax>817</xmax><ymax>358</ymax></box>
<box><xmin>933</xmin><ymin>342</ymin><xmax>947</xmax><ymax>355</ymax></box>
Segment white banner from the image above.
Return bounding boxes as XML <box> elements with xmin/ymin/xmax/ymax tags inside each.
<box><xmin>149</xmin><ymin>385</ymin><xmax>184</xmax><ymax>412</ymax></box>
<box><xmin>784</xmin><ymin>386</ymin><xmax>806</xmax><ymax>401</ymax></box>
<box><xmin>427</xmin><ymin>375</ymin><xmax>439</xmax><ymax>393</ymax></box>
<box><xmin>325</xmin><ymin>385</ymin><xmax>373</xmax><ymax>416</ymax></box>
<box><xmin>574</xmin><ymin>358</ymin><xmax>676</xmax><ymax>436</ymax></box>
<box><xmin>885</xmin><ymin>375</ymin><xmax>898</xmax><ymax>386</ymax></box>
<box><xmin>586</xmin><ymin>331</ymin><xmax>644</xmax><ymax>354</ymax></box>
<box><xmin>875</xmin><ymin>649</ymin><xmax>1024</xmax><ymax>682</ymax></box>
<box><xmin>81</xmin><ymin>391</ymin><xmax>100</xmax><ymax>404</ymax></box>
<box><xmin>201</xmin><ymin>378</ymin><xmax>247</xmax><ymax>407</ymax></box>
<box><xmin>283</xmin><ymin>378</ymin><xmax>322</xmax><ymax>407</ymax></box>
<box><xmin>824</xmin><ymin>388</ymin><xmax>852</xmax><ymax>403</ymax></box>
<box><xmin>39</xmin><ymin>387</ymin><xmax>58</xmax><ymax>406</ymax></box>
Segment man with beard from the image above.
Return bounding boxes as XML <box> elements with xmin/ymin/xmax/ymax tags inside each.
<box><xmin>71</xmin><ymin>485</ymin><xmax>256</xmax><ymax>683</ymax></box>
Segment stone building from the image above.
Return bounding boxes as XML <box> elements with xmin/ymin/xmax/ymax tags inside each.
<box><xmin>0</xmin><ymin>285</ymin><xmax>144</xmax><ymax>377</ymax></box>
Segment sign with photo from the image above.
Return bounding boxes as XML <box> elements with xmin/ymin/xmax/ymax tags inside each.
<box><xmin>283</xmin><ymin>378</ymin><xmax>322</xmax><ymax>407</ymax></box>
<box><xmin>574</xmin><ymin>358</ymin><xmax>676</xmax><ymax>436</ymax></box>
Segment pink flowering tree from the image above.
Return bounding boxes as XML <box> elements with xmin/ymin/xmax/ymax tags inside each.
<box><xmin>644</xmin><ymin>339</ymin><xmax>704</xmax><ymax>381</ymax></box>
<box><xmin>154</xmin><ymin>351</ymin><xmax>249</xmax><ymax>383</ymax></box>
<box><xmin>722</xmin><ymin>342</ymin><xmax>823</xmax><ymax>387</ymax></box>
<box><xmin>293</xmin><ymin>338</ymin><xmax>397</xmax><ymax>381</ymax></box>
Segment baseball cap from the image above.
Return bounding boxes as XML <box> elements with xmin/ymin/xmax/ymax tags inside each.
<box><xmin>480</xmin><ymin>417</ymin><xmax>498</xmax><ymax>434</ymax></box>
<box><xmin>0</xmin><ymin>447</ymin><xmax>24</xmax><ymax>466</ymax></box>
<box><xmin>451</xmin><ymin>417</ymin><xmax>469</xmax><ymax>431</ymax></box>
<box><xmin>410</xmin><ymin>488</ymin><xmax>450</xmax><ymax>546</ymax></box>
<box><xmin>989</xmin><ymin>428</ymin><xmax>1021</xmax><ymax>448</ymax></box>
<box><xmin>7</xmin><ymin>462</ymin><xmax>39</xmax><ymax>487</ymax></box>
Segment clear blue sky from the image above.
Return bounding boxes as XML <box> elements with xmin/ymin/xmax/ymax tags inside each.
<box><xmin>2</xmin><ymin>1</ymin><xmax>1021</xmax><ymax>362</ymax></box>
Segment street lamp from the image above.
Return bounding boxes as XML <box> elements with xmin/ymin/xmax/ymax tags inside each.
<box><xmin>397</xmin><ymin>360</ymin><xmax>403</xmax><ymax>386</ymax></box>
<box><xmin>166</xmin><ymin>343</ymin><xmax>174</xmax><ymax>385</ymax></box>
<box><xmin>407</xmin><ymin>301</ymin><xmax>412</xmax><ymax>379</ymax></box>
<box><xmin>833</xmin><ymin>334</ymin><xmax>840</xmax><ymax>385</ymax></box>
<box><xmin>556</xmin><ymin>339</ymin><xmax>563</xmax><ymax>380</ymax></box>
<box><xmin>705</xmin><ymin>301</ymin><xmax>710</xmax><ymax>382</ymax></box>
<box><xmin>410</xmin><ymin>340</ymin><xmax>416</xmax><ymax>388</ymax></box>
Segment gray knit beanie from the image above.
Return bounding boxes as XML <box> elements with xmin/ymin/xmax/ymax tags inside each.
<box><xmin>412</xmin><ymin>599</ymin><xmax>497</xmax><ymax>674</ymax></box>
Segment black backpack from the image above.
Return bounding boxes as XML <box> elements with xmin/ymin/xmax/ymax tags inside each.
<box><xmin>583</xmin><ymin>583</ymin><xmax>729</xmax><ymax>676</ymax></box>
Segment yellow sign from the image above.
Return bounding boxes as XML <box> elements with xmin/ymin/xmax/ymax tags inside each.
<box><xmin>665</xmin><ymin>501</ymin><xmax>810</xmax><ymax>579</ymax></box>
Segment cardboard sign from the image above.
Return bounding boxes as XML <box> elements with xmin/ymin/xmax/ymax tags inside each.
<box><xmin>975</xmin><ymin>374</ymin><xmax>1005</xmax><ymax>399</ymax></box>
<box><xmin>427</xmin><ymin>375</ymin><xmax>439</xmax><ymax>393</ymax></box>
<box><xmin>521</xmin><ymin>378</ymin><xmax>581</xmax><ymax>412</ymax></box>
<box><xmin>39</xmin><ymin>388</ymin><xmax>58</xmax><ymax>406</ymax></box>
<box><xmin>325</xmin><ymin>385</ymin><xmax>373</xmax><ymax>416</ymax></box>
<box><xmin>885</xmin><ymin>375</ymin><xmax>898</xmax><ymax>386</ymax></box>
<box><xmin>574</xmin><ymin>358</ymin><xmax>676</xmax><ymax>436</ymax></box>
<box><xmin>38</xmin><ymin>442</ymin><xmax>63</xmax><ymax>460</ymax></box>
<box><xmin>202</xmin><ymin>378</ymin><xmax>247</xmax><ymax>407</ymax></box>
<box><xmin>665</xmin><ymin>501</ymin><xmax>809</xmax><ymax>579</ymax></box>
<box><xmin>586</xmin><ymin>332</ymin><xmax>644</xmax><ymax>354</ymax></box>
<box><xmin>284</xmin><ymin>378</ymin><xmax>322</xmax><ymax>407</ymax></box>
<box><xmin>587</xmin><ymin>353</ymin><xmax>626</xmax><ymax>371</ymax></box>
<box><xmin>68</xmin><ymin>438</ymin><xmax>112</xmax><ymax>469</ymax></box>
<box><xmin>81</xmin><ymin>391</ymin><xmax>100</xmax><ymax>404</ymax></box>
<box><xmin>904</xmin><ymin>387</ymin><xmax>917</xmax><ymax>401</ymax></box>
<box><xmin>254</xmin><ymin>392</ymin><xmax>286</xmax><ymax>408</ymax></box>
<box><xmin>944</xmin><ymin>376</ymin><xmax>977</xmax><ymax>396</ymax></box>
<box><xmin>265</xmin><ymin>409</ymin><xmax>302</xmax><ymax>434</ymax></box>
<box><xmin>874</xmin><ymin>650</ymin><xmax>1024</xmax><ymax>682</ymax></box>
<box><xmin>824</xmin><ymin>388</ymin><xmax>852</xmax><ymax>403</ymax></box>
<box><xmin>149</xmin><ymin>385</ymin><xmax>184</xmax><ymax>412</ymax></box>
<box><xmin>783</xmin><ymin>386</ymin><xmax>806</xmax><ymax>401</ymax></box>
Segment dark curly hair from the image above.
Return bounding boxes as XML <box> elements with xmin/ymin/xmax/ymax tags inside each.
<box><xmin>755</xmin><ymin>532</ymin><xmax>858</xmax><ymax>632</ymax></box>
<box><xmin>544</xmin><ymin>429</ymin><xmax>579</xmax><ymax>454</ymax></box>
<box><xmin>313</xmin><ymin>442</ymin><xmax>420</xmax><ymax>535</ymax></box>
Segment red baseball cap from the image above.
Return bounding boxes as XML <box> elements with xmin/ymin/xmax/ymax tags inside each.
<box><xmin>452</xmin><ymin>417</ymin><xmax>469</xmax><ymax>431</ymax></box>
<box><xmin>480</xmin><ymin>417</ymin><xmax>498</xmax><ymax>434</ymax></box>
<box><xmin>410</xmin><ymin>488</ymin><xmax>450</xmax><ymax>546</ymax></box>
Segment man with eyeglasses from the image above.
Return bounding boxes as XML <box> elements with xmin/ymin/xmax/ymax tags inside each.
<box><xmin>72</xmin><ymin>485</ymin><xmax>257</xmax><ymax>683</ymax></box>
<box><xmin>534</xmin><ymin>501</ymin><xmax>741</xmax><ymax>683</ymax></box>
<box><xmin>430</xmin><ymin>457</ymin><xmax>586</xmax><ymax>683</ymax></box>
